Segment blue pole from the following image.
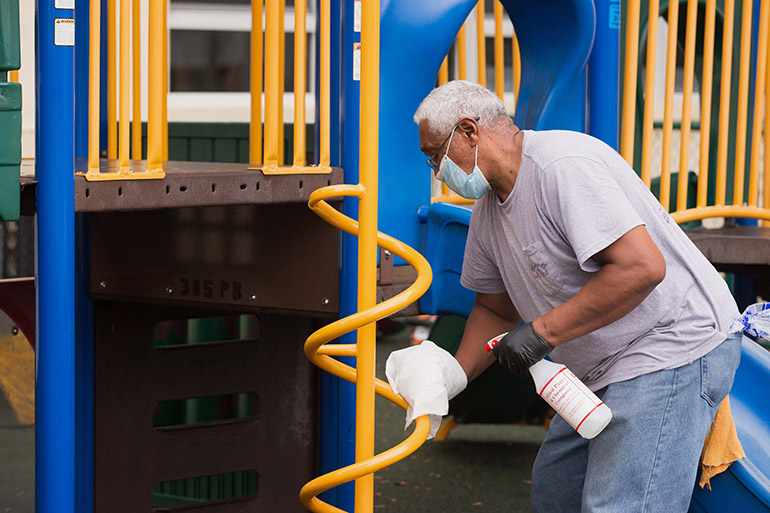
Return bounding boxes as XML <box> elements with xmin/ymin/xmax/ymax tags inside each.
<box><xmin>588</xmin><ymin>0</ymin><xmax>621</xmax><ymax>150</ymax></box>
<box><xmin>35</xmin><ymin>1</ymin><xmax>76</xmax><ymax>512</ymax></box>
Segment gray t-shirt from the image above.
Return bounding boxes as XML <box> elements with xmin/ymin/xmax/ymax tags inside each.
<box><xmin>461</xmin><ymin>130</ymin><xmax>739</xmax><ymax>391</ymax></box>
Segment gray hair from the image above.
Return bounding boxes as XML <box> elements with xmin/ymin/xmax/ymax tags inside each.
<box><xmin>413</xmin><ymin>80</ymin><xmax>510</xmax><ymax>137</ymax></box>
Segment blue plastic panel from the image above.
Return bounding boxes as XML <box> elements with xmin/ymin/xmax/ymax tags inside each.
<box><xmin>418</xmin><ymin>202</ymin><xmax>475</xmax><ymax>317</ymax></box>
<box><xmin>690</xmin><ymin>338</ymin><xmax>770</xmax><ymax>512</ymax></box>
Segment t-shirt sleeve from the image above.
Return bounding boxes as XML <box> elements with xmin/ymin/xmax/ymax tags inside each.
<box><xmin>460</xmin><ymin>206</ymin><xmax>507</xmax><ymax>294</ymax></box>
<box><xmin>539</xmin><ymin>157</ymin><xmax>644</xmax><ymax>273</ymax></box>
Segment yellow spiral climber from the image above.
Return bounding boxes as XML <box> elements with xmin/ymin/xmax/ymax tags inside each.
<box><xmin>299</xmin><ymin>184</ymin><xmax>434</xmax><ymax>513</ymax></box>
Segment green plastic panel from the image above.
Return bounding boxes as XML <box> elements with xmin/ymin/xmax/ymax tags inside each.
<box><xmin>0</xmin><ymin>0</ymin><xmax>21</xmax><ymax>71</ymax></box>
<box><xmin>0</xmin><ymin>81</ymin><xmax>21</xmax><ymax>221</ymax></box>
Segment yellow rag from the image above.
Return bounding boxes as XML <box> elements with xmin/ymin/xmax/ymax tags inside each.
<box><xmin>699</xmin><ymin>395</ymin><xmax>746</xmax><ymax>489</ymax></box>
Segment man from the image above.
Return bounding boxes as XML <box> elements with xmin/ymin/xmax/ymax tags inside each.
<box><xmin>411</xmin><ymin>80</ymin><xmax>741</xmax><ymax>512</ymax></box>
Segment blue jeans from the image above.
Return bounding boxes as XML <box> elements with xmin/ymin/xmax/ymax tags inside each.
<box><xmin>531</xmin><ymin>334</ymin><xmax>742</xmax><ymax>513</ymax></box>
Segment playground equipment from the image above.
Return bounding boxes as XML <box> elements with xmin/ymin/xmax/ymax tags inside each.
<box><xmin>4</xmin><ymin>0</ymin><xmax>770</xmax><ymax>512</ymax></box>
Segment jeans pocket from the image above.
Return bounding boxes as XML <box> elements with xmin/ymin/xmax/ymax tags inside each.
<box><xmin>700</xmin><ymin>335</ymin><xmax>742</xmax><ymax>407</ymax></box>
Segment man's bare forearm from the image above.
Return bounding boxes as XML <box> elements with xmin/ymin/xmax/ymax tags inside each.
<box><xmin>455</xmin><ymin>301</ymin><xmax>521</xmax><ymax>382</ymax></box>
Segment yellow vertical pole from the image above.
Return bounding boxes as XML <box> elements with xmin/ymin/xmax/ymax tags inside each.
<box><xmin>293</xmin><ymin>0</ymin><xmax>306</xmax><ymax>167</ymax></box>
<box><xmin>356</xmin><ymin>0</ymin><xmax>379</xmax><ymax>509</ymax></box>
<box><xmin>697</xmin><ymin>0</ymin><xmax>717</xmax><ymax>207</ymax></box>
<box><xmin>439</xmin><ymin>56</ymin><xmax>449</xmax><ymax>84</ymax></box>
<box><xmin>148</xmin><ymin>0</ymin><xmax>163</xmax><ymax>172</ymax></box>
<box><xmin>132</xmin><ymin>0</ymin><xmax>142</xmax><ymax>161</ymax></box>
<box><xmin>162</xmin><ymin>0</ymin><xmax>168</xmax><ymax>162</ymax></box>
<box><xmin>676</xmin><ymin>0</ymin><xmax>698</xmax><ymax>212</ymax></box>
<box><xmin>89</xmin><ymin>0</ymin><xmax>102</xmax><ymax>175</ymax></box>
<box><xmin>660</xmin><ymin>0</ymin><xmax>679</xmax><ymax>211</ymax></box>
<box><xmin>748</xmin><ymin>0</ymin><xmax>770</xmax><ymax>206</ymax></box>
<box><xmin>278</xmin><ymin>0</ymin><xmax>285</xmax><ymax>165</ymax></box>
<box><xmin>734</xmin><ymin>0</ymin><xmax>754</xmax><ymax>206</ymax></box>
<box><xmin>512</xmin><ymin>30</ymin><xmax>520</xmax><ymax>108</ymax></box>
<box><xmin>477</xmin><ymin>0</ymin><xmax>486</xmax><ymax>87</ymax></box>
<box><xmin>250</xmin><ymin>0</ymin><xmax>264</xmax><ymax>165</ymax></box>
<box><xmin>715</xmin><ymin>0</ymin><xmax>735</xmax><ymax>206</ymax></box>
<box><xmin>320</xmin><ymin>0</ymin><xmax>330</xmax><ymax>167</ymax></box>
<box><xmin>9</xmin><ymin>70</ymin><xmax>18</xmax><ymax>82</ymax></box>
<box><xmin>765</xmin><ymin>26</ymin><xmax>770</xmax><ymax>220</ymax></box>
<box><xmin>620</xmin><ymin>0</ymin><xmax>640</xmax><ymax>164</ymax></box>
<box><xmin>119</xmin><ymin>0</ymin><xmax>130</xmax><ymax>173</ymax></box>
<box><xmin>640</xmin><ymin>0</ymin><xmax>659</xmax><ymax>188</ymax></box>
<box><xmin>494</xmin><ymin>0</ymin><xmax>504</xmax><ymax>100</ymax></box>
<box><xmin>457</xmin><ymin>23</ymin><xmax>467</xmax><ymax>80</ymax></box>
<box><xmin>108</xmin><ymin>0</ymin><xmax>117</xmax><ymax>160</ymax></box>
<box><xmin>264</xmin><ymin>0</ymin><xmax>279</xmax><ymax>168</ymax></box>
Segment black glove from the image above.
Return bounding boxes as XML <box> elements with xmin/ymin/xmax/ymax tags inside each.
<box><xmin>491</xmin><ymin>323</ymin><xmax>554</xmax><ymax>377</ymax></box>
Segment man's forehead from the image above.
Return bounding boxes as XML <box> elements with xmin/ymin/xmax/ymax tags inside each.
<box><xmin>418</xmin><ymin>121</ymin><xmax>441</xmax><ymax>153</ymax></box>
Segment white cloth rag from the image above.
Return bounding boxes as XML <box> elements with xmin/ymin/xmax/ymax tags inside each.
<box><xmin>385</xmin><ymin>340</ymin><xmax>468</xmax><ymax>439</ymax></box>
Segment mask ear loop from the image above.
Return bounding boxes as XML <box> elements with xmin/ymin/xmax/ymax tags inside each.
<box><xmin>436</xmin><ymin>126</ymin><xmax>459</xmax><ymax>180</ymax></box>
<box><xmin>474</xmin><ymin>144</ymin><xmax>478</xmax><ymax>168</ymax></box>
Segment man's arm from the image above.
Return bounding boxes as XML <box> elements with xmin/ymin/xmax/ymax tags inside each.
<box><xmin>533</xmin><ymin>225</ymin><xmax>666</xmax><ymax>346</ymax></box>
<box><xmin>455</xmin><ymin>291</ymin><xmax>522</xmax><ymax>382</ymax></box>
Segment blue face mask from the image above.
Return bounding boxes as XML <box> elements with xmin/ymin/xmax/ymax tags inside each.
<box><xmin>435</xmin><ymin>127</ymin><xmax>491</xmax><ymax>199</ymax></box>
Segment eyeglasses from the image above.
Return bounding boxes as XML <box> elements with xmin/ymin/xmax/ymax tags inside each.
<box><xmin>426</xmin><ymin>116</ymin><xmax>480</xmax><ymax>171</ymax></box>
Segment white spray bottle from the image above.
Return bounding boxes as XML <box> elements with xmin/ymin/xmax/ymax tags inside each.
<box><xmin>486</xmin><ymin>333</ymin><xmax>612</xmax><ymax>439</ymax></box>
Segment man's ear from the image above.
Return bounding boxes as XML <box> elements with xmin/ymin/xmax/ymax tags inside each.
<box><xmin>457</xmin><ymin>117</ymin><xmax>479</xmax><ymax>143</ymax></box>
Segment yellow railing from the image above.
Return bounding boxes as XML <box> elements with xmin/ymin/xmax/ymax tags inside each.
<box><xmin>250</xmin><ymin>0</ymin><xmax>331</xmax><ymax>175</ymax></box>
<box><xmin>432</xmin><ymin>0</ymin><xmax>520</xmax><ymax>206</ymax></box>
<box><xmin>621</xmin><ymin>0</ymin><xmax>770</xmax><ymax>224</ymax></box>
<box><xmin>84</xmin><ymin>0</ymin><xmax>165</xmax><ymax>181</ymax></box>
<box><xmin>300</xmin><ymin>1</ymin><xmax>433</xmax><ymax>511</ymax></box>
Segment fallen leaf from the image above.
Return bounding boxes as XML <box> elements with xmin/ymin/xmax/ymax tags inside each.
<box><xmin>472</xmin><ymin>502</ymin><xmax>484</xmax><ymax>506</ymax></box>
<box><xmin>395</xmin><ymin>481</ymin><xmax>408</xmax><ymax>486</ymax></box>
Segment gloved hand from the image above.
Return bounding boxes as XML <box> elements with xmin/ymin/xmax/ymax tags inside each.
<box><xmin>491</xmin><ymin>322</ymin><xmax>554</xmax><ymax>377</ymax></box>
<box><xmin>385</xmin><ymin>340</ymin><xmax>468</xmax><ymax>439</ymax></box>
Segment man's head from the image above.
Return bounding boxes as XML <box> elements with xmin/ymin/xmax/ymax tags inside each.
<box><xmin>414</xmin><ymin>80</ymin><xmax>510</xmax><ymax>141</ymax></box>
<box><xmin>414</xmin><ymin>80</ymin><xmax>519</xmax><ymax>200</ymax></box>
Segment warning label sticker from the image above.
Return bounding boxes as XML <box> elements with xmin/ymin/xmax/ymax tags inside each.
<box><xmin>54</xmin><ymin>18</ymin><xmax>75</xmax><ymax>47</ymax></box>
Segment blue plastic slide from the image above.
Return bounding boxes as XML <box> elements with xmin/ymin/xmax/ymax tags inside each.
<box><xmin>690</xmin><ymin>338</ymin><xmax>770</xmax><ymax>512</ymax></box>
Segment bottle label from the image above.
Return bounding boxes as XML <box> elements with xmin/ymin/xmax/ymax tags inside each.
<box><xmin>539</xmin><ymin>367</ymin><xmax>604</xmax><ymax>431</ymax></box>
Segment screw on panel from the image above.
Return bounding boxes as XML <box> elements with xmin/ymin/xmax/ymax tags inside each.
<box><xmin>384</xmin><ymin>250</ymin><xmax>392</xmax><ymax>260</ymax></box>
<box><xmin>99</xmin><ymin>281</ymin><xmax>107</xmax><ymax>290</ymax></box>
<box><xmin>322</xmin><ymin>297</ymin><xmax>330</xmax><ymax>306</ymax></box>
<box><xmin>11</xmin><ymin>326</ymin><xmax>19</xmax><ymax>336</ymax></box>
<box><xmin>250</xmin><ymin>295</ymin><xmax>257</xmax><ymax>302</ymax></box>
<box><xmin>165</xmin><ymin>287</ymin><xmax>173</xmax><ymax>295</ymax></box>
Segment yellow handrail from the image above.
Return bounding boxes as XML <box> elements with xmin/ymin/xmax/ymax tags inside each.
<box><xmin>476</xmin><ymin>0</ymin><xmax>486</xmax><ymax>87</ymax></box>
<box><xmin>622</xmin><ymin>0</ymin><xmax>770</xmax><ymax>224</ymax></box>
<box><xmin>107</xmin><ymin>0</ymin><xmax>117</xmax><ymax>160</ymax></box>
<box><xmin>84</xmin><ymin>0</ymin><xmax>164</xmax><ymax>180</ymax></box>
<box><xmin>300</xmin><ymin>1</ymin><xmax>433</xmax><ymax>510</ymax></box>
<box><xmin>256</xmin><ymin>0</ymin><xmax>331</xmax><ymax>175</ymax></box>
<box><xmin>640</xmin><ymin>0</ymin><xmax>659</xmax><ymax>188</ymax></box>
<box><xmin>131</xmin><ymin>0</ymin><xmax>141</xmax><ymax>161</ymax></box>
<box><xmin>294</xmin><ymin>0</ymin><xmax>307</xmax><ymax>168</ymax></box>
<box><xmin>620</xmin><ymin>0</ymin><xmax>640</xmax><ymax>164</ymax></box>
<box><xmin>697</xmin><ymin>0</ymin><xmax>716</xmax><ymax>208</ymax></box>
<box><xmin>659</xmin><ymin>0</ymin><xmax>679</xmax><ymax>211</ymax></box>
<box><xmin>715</xmin><ymin>0</ymin><xmax>735</xmax><ymax>206</ymax></box>
<box><xmin>494</xmin><ymin>0</ymin><xmax>504</xmax><ymax>100</ymax></box>
<box><xmin>676</xmin><ymin>0</ymin><xmax>698</xmax><ymax>212</ymax></box>
<box><xmin>250</xmin><ymin>0</ymin><xmax>264</xmax><ymax>165</ymax></box>
<box><xmin>300</xmin><ymin>186</ymin><xmax>433</xmax><ymax>513</ymax></box>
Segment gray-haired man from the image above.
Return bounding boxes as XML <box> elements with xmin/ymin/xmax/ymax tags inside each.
<box><xmin>410</xmin><ymin>80</ymin><xmax>741</xmax><ymax>512</ymax></box>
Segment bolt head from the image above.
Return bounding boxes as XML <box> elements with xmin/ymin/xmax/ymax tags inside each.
<box><xmin>11</xmin><ymin>326</ymin><xmax>19</xmax><ymax>336</ymax></box>
<box><xmin>165</xmin><ymin>287</ymin><xmax>173</xmax><ymax>294</ymax></box>
<box><xmin>99</xmin><ymin>281</ymin><xmax>107</xmax><ymax>289</ymax></box>
<box><xmin>250</xmin><ymin>294</ymin><xmax>257</xmax><ymax>302</ymax></box>
<box><xmin>322</xmin><ymin>297</ymin><xmax>330</xmax><ymax>306</ymax></box>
